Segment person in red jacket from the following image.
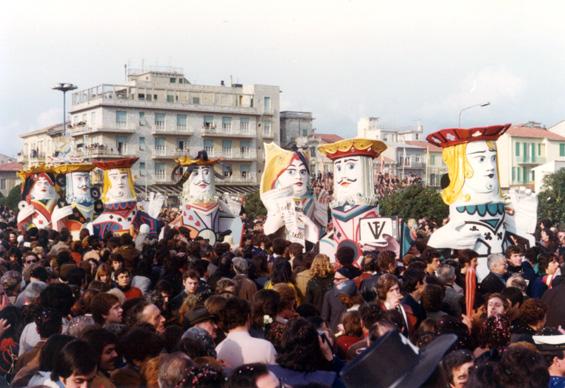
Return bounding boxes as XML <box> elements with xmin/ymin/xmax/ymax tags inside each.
<box><xmin>115</xmin><ymin>269</ymin><xmax>142</xmax><ymax>300</ymax></box>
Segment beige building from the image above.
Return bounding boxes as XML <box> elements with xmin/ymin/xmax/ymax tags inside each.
<box><xmin>405</xmin><ymin>140</ymin><xmax>446</xmax><ymax>187</ymax></box>
<box><xmin>0</xmin><ymin>162</ymin><xmax>22</xmax><ymax>197</ymax></box>
<box><xmin>496</xmin><ymin>122</ymin><xmax>565</xmax><ymax>190</ymax></box>
<box><xmin>19</xmin><ymin>68</ymin><xmax>280</xmax><ymax>196</ymax></box>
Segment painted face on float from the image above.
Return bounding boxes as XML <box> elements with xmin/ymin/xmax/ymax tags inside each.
<box><xmin>30</xmin><ymin>175</ymin><xmax>56</xmax><ymax>201</ymax></box>
<box><xmin>333</xmin><ymin>156</ymin><xmax>364</xmax><ymax>201</ymax></box>
<box><xmin>188</xmin><ymin>166</ymin><xmax>215</xmax><ymax>198</ymax></box>
<box><xmin>69</xmin><ymin>172</ymin><xmax>92</xmax><ymax>203</ymax></box>
<box><xmin>107</xmin><ymin>169</ymin><xmax>134</xmax><ymax>202</ymax></box>
<box><xmin>275</xmin><ymin>157</ymin><xmax>309</xmax><ymax>197</ymax></box>
<box><xmin>464</xmin><ymin>141</ymin><xmax>499</xmax><ymax>195</ymax></box>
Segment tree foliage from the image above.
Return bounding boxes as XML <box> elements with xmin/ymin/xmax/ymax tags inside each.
<box><xmin>243</xmin><ymin>190</ymin><xmax>267</xmax><ymax>219</ymax></box>
<box><xmin>537</xmin><ymin>169</ymin><xmax>565</xmax><ymax>225</ymax></box>
<box><xmin>5</xmin><ymin>184</ymin><xmax>21</xmax><ymax>211</ymax></box>
<box><xmin>379</xmin><ymin>185</ymin><xmax>448</xmax><ymax>222</ymax></box>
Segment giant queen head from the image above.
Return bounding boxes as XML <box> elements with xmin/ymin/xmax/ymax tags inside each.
<box><xmin>19</xmin><ymin>164</ymin><xmax>59</xmax><ymax>204</ymax></box>
<box><xmin>426</xmin><ymin>124</ymin><xmax>510</xmax><ymax>207</ymax></box>
<box><xmin>93</xmin><ymin>157</ymin><xmax>138</xmax><ymax>204</ymax></box>
<box><xmin>260</xmin><ymin>143</ymin><xmax>310</xmax><ymax>199</ymax></box>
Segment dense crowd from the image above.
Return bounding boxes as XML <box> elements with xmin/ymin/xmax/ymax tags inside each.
<box><xmin>0</xmin><ymin>202</ymin><xmax>563</xmax><ymax>387</ymax></box>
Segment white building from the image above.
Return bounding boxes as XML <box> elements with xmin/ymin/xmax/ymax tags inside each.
<box><xmin>280</xmin><ymin>111</ymin><xmax>314</xmax><ymax>148</ymax></box>
<box><xmin>20</xmin><ymin>67</ymin><xmax>281</xmax><ymax>196</ymax></box>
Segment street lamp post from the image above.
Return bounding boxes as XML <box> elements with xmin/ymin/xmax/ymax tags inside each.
<box><xmin>458</xmin><ymin>102</ymin><xmax>490</xmax><ymax>127</ymax></box>
<box><xmin>52</xmin><ymin>83</ymin><xmax>78</xmax><ymax>137</ymax></box>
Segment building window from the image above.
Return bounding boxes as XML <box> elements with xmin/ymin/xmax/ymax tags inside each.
<box><xmin>531</xmin><ymin>143</ymin><xmax>535</xmax><ymax>162</ymax></box>
<box><xmin>240</xmin><ymin>117</ymin><xmax>249</xmax><ymax>132</ymax></box>
<box><xmin>264</xmin><ymin>96</ymin><xmax>271</xmax><ymax>112</ymax></box>
<box><xmin>170</xmin><ymin>78</ymin><xmax>176</xmax><ymax>83</ymax></box>
<box><xmin>154</xmin><ymin>163</ymin><xmax>165</xmax><ymax>179</ymax></box>
<box><xmin>116</xmin><ymin>111</ymin><xmax>127</xmax><ymax>128</ymax></box>
<box><xmin>155</xmin><ymin>113</ymin><xmax>165</xmax><ymax>130</ymax></box>
<box><xmin>204</xmin><ymin>140</ymin><xmax>214</xmax><ymax>154</ymax></box>
<box><xmin>561</xmin><ymin>143</ymin><xmax>565</xmax><ymax>157</ymax></box>
<box><xmin>203</xmin><ymin>116</ymin><xmax>214</xmax><ymax>129</ymax></box>
<box><xmin>139</xmin><ymin>136</ymin><xmax>146</xmax><ymax>151</ymax></box>
<box><xmin>90</xmin><ymin>112</ymin><xmax>96</xmax><ymax>126</ymax></box>
<box><xmin>538</xmin><ymin>143</ymin><xmax>541</xmax><ymax>156</ymax></box>
<box><xmin>512</xmin><ymin>167</ymin><xmax>515</xmax><ymax>182</ymax></box>
<box><xmin>167</xmin><ymin>95</ymin><xmax>174</xmax><ymax>103</ymax></box>
<box><xmin>155</xmin><ymin>138</ymin><xmax>165</xmax><ymax>153</ymax></box>
<box><xmin>192</xmin><ymin>97</ymin><xmax>200</xmax><ymax>105</ymax></box>
<box><xmin>177</xmin><ymin>140</ymin><xmax>186</xmax><ymax>151</ymax></box>
<box><xmin>222</xmin><ymin>140</ymin><xmax>232</xmax><ymax>155</ymax></box>
<box><xmin>139</xmin><ymin>162</ymin><xmax>146</xmax><ymax>170</ymax></box>
<box><xmin>240</xmin><ymin>140</ymin><xmax>250</xmax><ymax>155</ymax></box>
<box><xmin>138</xmin><ymin>93</ymin><xmax>145</xmax><ymax>100</ymax></box>
<box><xmin>177</xmin><ymin>114</ymin><xmax>187</xmax><ymax>130</ymax></box>
<box><xmin>0</xmin><ymin>179</ymin><xmax>5</xmax><ymax>190</ymax></box>
<box><xmin>431</xmin><ymin>154</ymin><xmax>436</xmax><ymax>165</ymax></box>
<box><xmin>263</xmin><ymin>120</ymin><xmax>272</xmax><ymax>136</ymax></box>
<box><xmin>139</xmin><ymin>112</ymin><xmax>145</xmax><ymax>126</ymax></box>
<box><xmin>515</xmin><ymin>142</ymin><xmax>520</xmax><ymax>156</ymax></box>
<box><xmin>222</xmin><ymin>117</ymin><xmax>232</xmax><ymax>131</ymax></box>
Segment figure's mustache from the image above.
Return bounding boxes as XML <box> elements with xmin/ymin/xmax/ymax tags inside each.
<box><xmin>338</xmin><ymin>177</ymin><xmax>357</xmax><ymax>186</ymax></box>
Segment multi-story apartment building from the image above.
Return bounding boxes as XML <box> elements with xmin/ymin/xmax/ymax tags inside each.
<box><xmin>280</xmin><ymin>111</ymin><xmax>314</xmax><ymax>148</ymax></box>
<box><xmin>405</xmin><ymin>140</ymin><xmax>446</xmax><ymax>187</ymax></box>
<box><xmin>496</xmin><ymin>122</ymin><xmax>565</xmax><ymax>190</ymax></box>
<box><xmin>20</xmin><ymin>68</ymin><xmax>280</xmax><ymax>196</ymax></box>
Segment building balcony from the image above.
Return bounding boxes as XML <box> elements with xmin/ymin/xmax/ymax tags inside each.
<box><xmin>517</xmin><ymin>156</ymin><xmax>545</xmax><ymax>165</ymax></box>
<box><xmin>207</xmin><ymin>150</ymin><xmax>257</xmax><ymax>161</ymax></box>
<box><xmin>153</xmin><ymin>172</ymin><xmax>171</xmax><ymax>183</ymax></box>
<box><xmin>262</xmin><ymin>130</ymin><xmax>275</xmax><ymax>138</ymax></box>
<box><xmin>150</xmin><ymin>126</ymin><xmax>194</xmax><ymax>136</ymax></box>
<box><xmin>201</xmin><ymin>126</ymin><xmax>257</xmax><ymax>138</ymax></box>
<box><xmin>151</xmin><ymin>147</ymin><xmax>189</xmax><ymax>159</ymax></box>
<box><xmin>70</xmin><ymin>126</ymin><xmax>136</xmax><ymax>136</ymax></box>
<box><xmin>76</xmin><ymin>145</ymin><xmax>134</xmax><ymax>159</ymax></box>
<box><xmin>399</xmin><ymin>162</ymin><xmax>426</xmax><ymax>169</ymax></box>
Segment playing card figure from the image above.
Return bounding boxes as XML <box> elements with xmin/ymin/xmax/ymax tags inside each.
<box><xmin>51</xmin><ymin>162</ymin><xmax>102</xmax><ymax>238</ymax></box>
<box><xmin>317</xmin><ymin>138</ymin><xmax>395</xmax><ymax>262</ymax></box>
<box><xmin>17</xmin><ymin>164</ymin><xmax>61</xmax><ymax>231</ymax></box>
<box><xmin>426</xmin><ymin>124</ymin><xmax>538</xmax><ymax>280</ymax></box>
<box><xmin>260</xmin><ymin>143</ymin><xmax>328</xmax><ymax>245</ymax></box>
<box><xmin>88</xmin><ymin>157</ymin><xmax>163</xmax><ymax>239</ymax></box>
<box><xmin>170</xmin><ymin>150</ymin><xmax>243</xmax><ymax>246</ymax></box>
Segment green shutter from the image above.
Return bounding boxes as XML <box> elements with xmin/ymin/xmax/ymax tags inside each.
<box><xmin>515</xmin><ymin>142</ymin><xmax>520</xmax><ymax>156</ymax></box>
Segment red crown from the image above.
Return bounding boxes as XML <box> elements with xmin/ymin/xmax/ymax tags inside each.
<box><xmin>92</xmin><ymin>157</ymin><xmax>139</xmax><ymax>170</ymax></box>
<box><xmin>426</xmin><ymin>124</ymin><xmax>511</xmax><ymax>148</ymax></box>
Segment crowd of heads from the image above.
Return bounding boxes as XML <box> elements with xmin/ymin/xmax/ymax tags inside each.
<box><xmin>0</xmin><ymin>202</ymin><xmax>562</xmax><ymax>387</ymax></box>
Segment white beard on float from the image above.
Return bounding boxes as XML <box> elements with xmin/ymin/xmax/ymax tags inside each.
<box><xmin>183</xmin><ymin>168</ymin><xmax>218</xmax><ymax>204</ymax></box>
<box><xmin>331</xmin><ymin>156</ymin><xmax>378</xmax><ymax>208</ymax></box>
<box><xmin>66</xmin><ymin>173</ymin><xmax>93</xmax><ymax>206</ymax></box>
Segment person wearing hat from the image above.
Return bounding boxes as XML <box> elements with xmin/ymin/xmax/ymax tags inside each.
<box><xmin>16</xmin><ymin>164</ymin><xmax>61</xmax><ymax>231</ymax></box>
<box><xmin>318</xmin><ymin>138</ymin><xmax>397</xmax><ymax>264</ymax></box>
<box><xmin>340</xmin><ymin>330</ymin><xmax>457</xmax><ymax>388</ymax></box>
<box><xmin>260</xmin><ymin>143</ymin><xmax>328</xmax><ymax>245</ymax></box>
<box><xmin>51</xmin><ymin>162</ymin><xmax>101</xmax><ymax>239</ymax></box>
<box><xmin>87</xmin><ymin>157</ymin><xmax>164</xmax><ymax>239</ymax></box>
<box><xmin>183</xmin><ymin>307</ymin><xmax>218</xmax><ymax>340</ymax></box>
<box><xmin>169</xmin><ymin>150</ymin><xmax>243</xmax><ymax>246</ymax></box>
<box><xmin>426</xmin><ymin>124</ymin><xmax>538</xmax><ymax>281</ymax></box>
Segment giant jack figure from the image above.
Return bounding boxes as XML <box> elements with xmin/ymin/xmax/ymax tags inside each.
<box><xmin>260</xmin><ymin>143</ymin><xmax>328</xmax><ymax>245</ymax></box>
<box><xmin>17</xmin><ymin>164</ymin><xmax>60</xmax><ymax>231</ymax></box>
<box><xmin>318</xmin><ymin>138</ymin><xmax>396</xmax><ymax>262</ymax></box>
<box><xmin>426</xmin><ymin>124</ymin><xmax>538</xmax><ymax>281</ymax></box>
<box><xmin>51</xmin><ymin>162</ymin><xmax>102</xmax><ymax>238</ymax></box>
<box><xmin>88</xmin><ymin>157</ymin><xmax>163</xmax><ymax>239</ymax></box>
<box><xmin>170</xmin><ymin>150</ymin><xmax>243</xmax><ymax>246</ymax></box>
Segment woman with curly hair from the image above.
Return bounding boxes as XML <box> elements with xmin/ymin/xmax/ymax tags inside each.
<box><xmin>510</xmin><ymin>298</ymin><xmax>547</xmax><ymax>343</ymax></box>
<box><xmin>305</xmin><ymin>254</ymin><xmax>334</xmax><ymax>312</ymax></box>
<box><xmin>266</xmin><ymin>283</ymin><xmax>299</xmax><ymax>351</ymax></box>
<box><xmin>268</xmin><ymin>317</ymin><xmax>341</xmax><ymax>387</ymax></box>
<box><xmin>250</xmin><ymin>289</ymin><xmax>281</xmax><ymax>339</ymax></box>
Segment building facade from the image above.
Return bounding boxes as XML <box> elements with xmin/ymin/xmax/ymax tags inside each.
<box><xmin>0</xmin><ymin>162</ymin><xmax>22</xmax><ymax>197</ymax></box>
<box><xmin>496</xmin><ymin>123</ymin><xmax>565</xmax><ymax>190</ymax></box>
<box><xmin>19</xmin><ymin>68</ymin><xmax>280</xmax><ymax>195</ymax></box>
<box><xmin>280</xmin><ymin>111</ymin><xmax>314</xmax><ymax>148</ymax></box>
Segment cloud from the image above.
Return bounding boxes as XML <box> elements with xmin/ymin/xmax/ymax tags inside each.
<box><xmin>35</xmin><ymin>107</ymin><xmax>61</xmax><ymax>128</ymax></box>
<box><xmin>417</xmin><ymin>66</ymin><xmax>526</xmax><ymax>119</ymax></box>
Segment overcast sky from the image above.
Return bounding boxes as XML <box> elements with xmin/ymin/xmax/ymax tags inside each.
<box><xmin>2</xmin><ymin>0</ymin><xmax>565</xmax><ymax>156</ymax></box>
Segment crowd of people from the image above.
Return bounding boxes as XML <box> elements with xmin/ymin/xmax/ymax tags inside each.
<box><xmin>0</xmin><ymin>202</ymin><xmax>563</xmax><ymax>387</ymax></box>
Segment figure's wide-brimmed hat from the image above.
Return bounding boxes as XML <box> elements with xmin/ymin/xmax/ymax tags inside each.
<box><xmin>92</xmin><ymin>157</ymin><xmax>139</xmax><ymax>170</ymax></box>
<box><xmin>340</xmin><ymin>330</ymin><xmax>456</xmax><ymax>388</ymax></box>
<box><xmin>426</xmin><ymin>124</ymin><xmax>511</xmax><ymax>148</ymax></box>
<box><xmin>318</xmin><ymin>138</ymin><xmax>387</xmax><ymax>161</ymax></box>
<box><xmin>52</xmin><ymin>162</ymin><xmax>95</xmax><ymax>175</ymax></box>
<box><xmin>175</xmin><ymin>150</ymin><xmax>222</xmax><ymax>167</ymax></box>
